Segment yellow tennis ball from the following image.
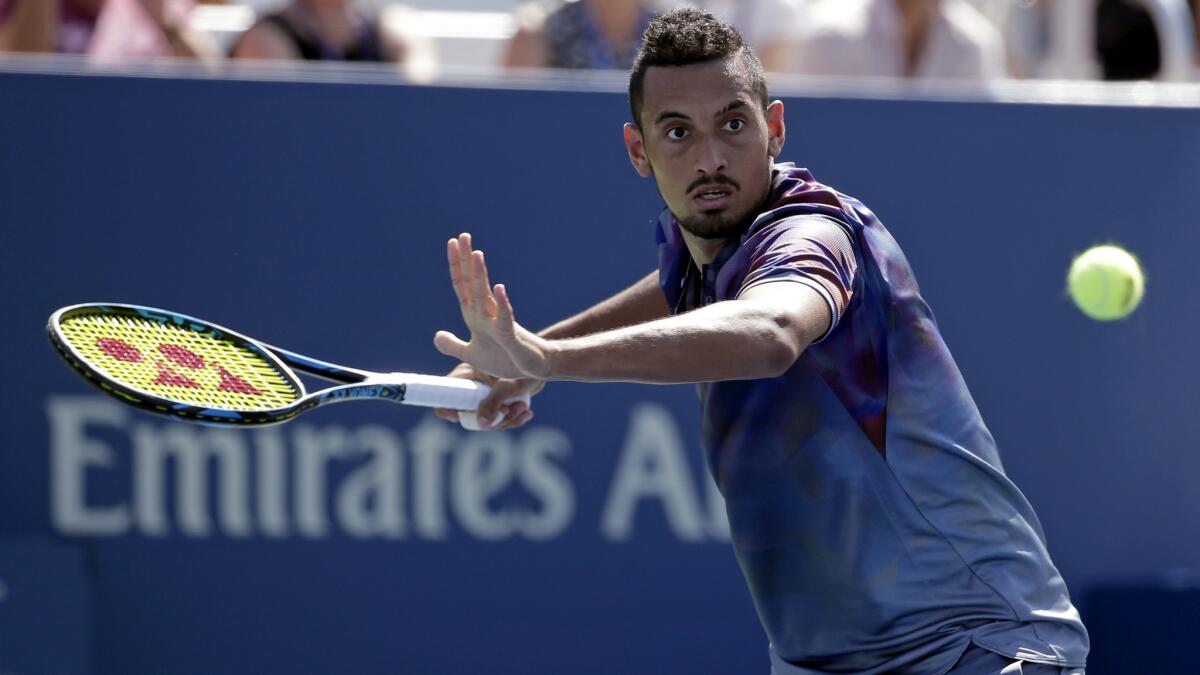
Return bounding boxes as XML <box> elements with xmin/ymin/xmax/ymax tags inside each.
<box><xmin>1067</xmin><ymin>245</ymin><xmax>1145</xmax><ymax>320</ymax></box>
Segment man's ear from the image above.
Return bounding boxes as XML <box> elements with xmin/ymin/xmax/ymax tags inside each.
<box><xmin>624</xmin><ymin>123</ymin><xmax>654</xmax><ymax>177</ymax></box>
<box><xmin>766</xmin><ymin>100</ymin><xmax>785</xmax><ymax>158</ymax></box>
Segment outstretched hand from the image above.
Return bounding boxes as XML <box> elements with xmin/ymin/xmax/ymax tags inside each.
<box><xmin>434</xmin><ymin>233</ymin><xmax>553</xmax><ymax>381</ymax></box>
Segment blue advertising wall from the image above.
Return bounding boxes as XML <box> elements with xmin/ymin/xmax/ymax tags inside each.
<box><xmin>0</xmin><ymin>69</ymin><xmax>1198</xmax><ymax>674</ymax></box>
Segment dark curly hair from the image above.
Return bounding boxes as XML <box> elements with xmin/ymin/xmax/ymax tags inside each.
<box><xmin>628</xmin><ymin>8</ymin><xmax>768</xmax><ymax>127</ymax></box>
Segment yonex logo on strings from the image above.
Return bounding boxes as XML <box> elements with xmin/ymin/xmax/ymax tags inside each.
<box><xmin>96</xmin><ymin>338</ymin><xmax>263</xmax><ymax>396</ymax></box>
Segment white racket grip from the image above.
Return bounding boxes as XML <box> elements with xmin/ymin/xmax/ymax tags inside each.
<box><xmin>385</xmin><ymin>373</ymin><xmax>491</xmax><ymax>410</ymax></box>
<box><xmin>378</xmin><ymin>374</ymin><xmax>530</xmax><ymax>430</ymax></box>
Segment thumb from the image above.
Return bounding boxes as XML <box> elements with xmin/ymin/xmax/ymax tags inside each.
<box><xmin>433</xmin><ymin>331</ymin><xmax>469</xmax><ymax>359</ymax></box>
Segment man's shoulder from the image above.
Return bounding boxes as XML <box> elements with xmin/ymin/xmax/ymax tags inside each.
<box><xmin>758</xmin><ymin>166</ymin><xmax>856</xmax><ymax>220</ymax></box>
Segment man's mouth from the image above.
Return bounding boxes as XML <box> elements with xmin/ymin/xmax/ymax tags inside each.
<box><xmin>692</xmin><ymin>185</ymin><xmax>733</xmax><ymax>207</ymax></box>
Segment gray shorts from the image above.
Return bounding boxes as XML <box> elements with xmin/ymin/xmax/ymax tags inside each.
<box><xmin>769</xmin><ymin>643</ymin><xmax>1086</xmax><ymax>675</ymax></box>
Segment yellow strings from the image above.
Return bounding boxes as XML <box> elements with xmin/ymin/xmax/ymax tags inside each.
<box><xmin>60</xmin><ymin>313</ymin><xmax>299</xmax><ymax>411</ymax></box>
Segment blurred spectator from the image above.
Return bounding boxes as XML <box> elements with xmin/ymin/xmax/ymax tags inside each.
<box><xmin>504</xmin><ymin>0</ymin><xmax>805</xmax><ymax>72</ymax></box>
<box><xmin>982</xmin><ymin>0</ymin><xmax>1196</xmax><ymax>81</ymax></box>
<box><xmin>1190</xmin><ymin>0</ymin><xmax>1200</xmax><ymax>65</ymax></box>
<box><xmin>504</xmin><ymin>0</ymin><xmax>656</xmax><ymax>69</ymax></box>
<box><xmin>672</xmin><ymin>0</ymin><xmax>807</xmax><ymax>72</ymax></box>
<box><xmin>1095</xmin><ymin>0</ymin><xmax>1196</xmax><ymax>79</ymax></box>
<box><xmin>231</xmin><ymin>0</ymin><xmax>429</xmax><ymax>67</ymax></box>
<box><xmin>792</xmin><ymin>0</ymin><xmax>1005</xmax><ymax>81</ymax></box>
<box><xmin>0</xmin><ymin>0</ymin><xmax>219</xmax><ymax>61</ymax></box>
<box><xmin>1097</xmin><ymin>0</ymin><xmax>1164</xmax><ymax>78</ymax></box>
<box><xmin>1194</xmin><ymin>0</ymin><xmax>1200</xmax><ymax>67</ymax></box>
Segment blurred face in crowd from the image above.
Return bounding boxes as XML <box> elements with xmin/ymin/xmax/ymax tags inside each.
<box><xmin>298</xmin><ymin>0</ymin><xmax>350</xmax><ymax>10</ymax></box>
<box><xmin>624</xmin><ymin>55</ymin><xmax>784</xmax><ymax>241</ymax></box>
<box><xmin>67</xmin><ymin>0</ymin><xmax>107</xmax><ymax>15</ymax></box>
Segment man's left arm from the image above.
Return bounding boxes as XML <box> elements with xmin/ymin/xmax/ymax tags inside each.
<box><xmin>433</xmin><ymin>232</ymin><xmax>833</xmax><ymax>384</ymax></box>
<box><xmin>536</xmin><ymin>281</ymin><xmax>829</xmax><ymax>383</ymax></box>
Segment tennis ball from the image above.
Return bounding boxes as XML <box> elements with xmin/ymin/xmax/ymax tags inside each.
<box><xmin>1067</xmin><ymin>244</ymin><xmax>1145</xmax><ymax>320</ymax></box>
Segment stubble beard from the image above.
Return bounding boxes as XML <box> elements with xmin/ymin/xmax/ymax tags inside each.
<box><xmin>678</xmin><ymin>203</ymin><xmax>757</xmax><ymax>240</ymax></box>
<box><xmin>650</xmin><ymin>158</ymin><xmax>774</xmax><ymax>241</ymax></box>
<box><xmin>677</xmin><ymin>177</ymin><xmax>773</xmax><ymax>240</ymax></box>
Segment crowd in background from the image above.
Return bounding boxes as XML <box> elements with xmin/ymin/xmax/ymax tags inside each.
<box><xmin>0</xmin><ymin>0</ymin><xmax>1197</xmax><ymax>82</ymax></box>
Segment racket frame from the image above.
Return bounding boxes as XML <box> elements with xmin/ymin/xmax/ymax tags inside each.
<box><xmin>47</xmin><ymin>303</ymin><xmax>481</xmax><ymax>426</ymax></box>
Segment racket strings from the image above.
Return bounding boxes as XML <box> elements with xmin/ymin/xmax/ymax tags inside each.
<box><xmin>59</xmin><ymin>313</ymin><xmax>300</xmax><ymax>411</ymax></box>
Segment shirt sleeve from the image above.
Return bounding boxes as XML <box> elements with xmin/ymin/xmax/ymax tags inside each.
<box><xmin>735</xmin><ymin>215</ymin><xmax>858</xmax><ymax>343</ymax></box>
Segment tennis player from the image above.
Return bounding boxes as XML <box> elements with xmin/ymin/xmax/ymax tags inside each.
<box><xmin>434</xmin><ymin>9</ymin><xmax>1089</xmax><ymax>674</ymax></box>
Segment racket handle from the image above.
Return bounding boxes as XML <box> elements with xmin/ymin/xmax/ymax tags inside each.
<box><xmin>391</xmin><ymin>373</ymin><xmax>491</xmax><ymax>410</ymax></box>
<box><xmin>383</xmin><ymin>374</ymin><xmax>531</xmax><ymax>430</ymax></box>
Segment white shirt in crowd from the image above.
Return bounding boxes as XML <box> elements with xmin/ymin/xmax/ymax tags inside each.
<box><xmin>792</xmin><ymin>0</ymin><xmax>1006</xmax><ymax>81</ymax></box>
<box><xmin>972</xmin><ymin>0</ymin><xmax>1197</xmax><ymax>81</ymax></box>
<box><xmin>682</xmin><ymin>0</ymin><xmax>805</xmax><ymax>51</ymax></box>
<box><xmin>662</xmin><ymin>0</ymin><xmax>807</xmax><ymax>69</ymax></box>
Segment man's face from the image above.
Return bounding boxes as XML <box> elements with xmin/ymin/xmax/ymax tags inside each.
<box><xmin>625</xmin><ymin>56</ymin><xmax>784</xmax><ymax>240</ymax></box>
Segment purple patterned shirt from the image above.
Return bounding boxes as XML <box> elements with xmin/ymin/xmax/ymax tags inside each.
<box><xmin>655</xmin><ymin>165</ymin><xmax>1089</xmax><ymax>673</ymax></box>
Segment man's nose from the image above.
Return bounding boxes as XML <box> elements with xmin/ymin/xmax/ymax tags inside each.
<box><xmin>694</xmin><ymin>137</ymin><xmax>727</xmax><ymax>176</ymax></box>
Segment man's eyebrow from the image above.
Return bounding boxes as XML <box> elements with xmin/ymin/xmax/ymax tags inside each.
<box><xmin>715</xmin><ymin>100</ymin><xmax>748</xmax><ymax>117</ymax></box>
<box><xmin>655</xmin><ymin>111</ymin><xmax>691</xmax><ymax>125</ymax></box>
<box><xmin>654</xmin><ymin>100</ymin><xmax>748</xmax><ymax>126</ymax></box>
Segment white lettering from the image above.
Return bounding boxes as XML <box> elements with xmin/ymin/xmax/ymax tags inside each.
<box><xmin>408</xmin><ymin>415</ymin><xmax>457</xmax><ymax>540</ymax></box>
<box><xmin>601</xmin><ymin>403</ymin><xmax>706</xmax><ymax>542</ymax></box>
<box><xmin>43</xmin><ymin>397</ymin><xmax>608</xmax><ymax>543</ymax></box>
<box><xmin>207</xmin><ymin>430</ymin><xmax>253</xmax><ymax>537</ymax></box>
<box><xmin>132</xmin><ymin>424</ymin><xmax>251</xmax><ymax>537</ymax></box>
<box><xmin>47</xmin><ymin>396</ymin><xmax>130</xmax><ymax>536</ymax></box>
<box><xmin>451</xmin><ymin>432</ymin><xmax>517</xmax><ymax>540</ymax></box>
<box><xmin>254</xmin><ymin>428</ymin><xmax>290</xmax><ymax>538</ymax></box>
<box><xmin>335</xmin><ymin>426</ymin><xmax>405</xmax><ymax>539</ymax></box>
<box><xmin>294</xmin><ymin>425</ymin><xmax>347</xmax><ymax>538</ymax></box>
<box><xmin>516</xmin><ymin>428</ymin><xmax>574</xmax><ymax>540</ymax></box>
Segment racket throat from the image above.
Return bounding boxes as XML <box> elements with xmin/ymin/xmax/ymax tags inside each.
<box><xmin>317</xmin><ymin>382</ymin><xmax>406</xmax><ymax>405</ymax></box>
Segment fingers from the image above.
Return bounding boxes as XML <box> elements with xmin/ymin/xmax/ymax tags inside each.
<box><xmin>473</xmin><ymin>403</ymin><xmax>533</xmax><ymax>431</ymax></box>
<box><xmin>472</xmin><ymin>250</ymin><xmax>498</xmax><ymax>318</ymax></box>
<box><xmin>474</xmin><ymin>380</ymin><xmax>536</xmax><ymax>430</ymax></box>
<box><xmin>476</xmin><ymin>388</ymin><xmax>522</xmax><ymax>427</ymax></box>
<box><xmin>433</xmin><ymin>330</ymin><xmax>468</xmax><ymax>359</ymax></box>
<box><xmin>447</xmin><ymin>238</ymin><xmax>468</xmax><ymax>306</ymax></box>
<box><xmin>493</xmin><ymin>408</ymin><xmax>533</xmax><ymax>430</ymax></box>
<box><xmin>434</xmin><ymin>408</ymin><xmax>461</xmax><ymax>422</ymax></box>
<box><xmin>458</xmin><ymin>233</ymin><xmax>474</xmax><ymax>307</ymax></box>
<box><xmin>448</xmin><ymin>233</ymin><xmax>475</xmax><ymax>307</ymax></box>
<box><xmin>494</xmin><ymin>284</ymin><xmax>514</xmax><ymax>323</ymax></box>
<box><xmin>449</xmin><ymin>406</ymin><xmax>532</xmax><ymax>430</ymax></box>
<box><xmin>449</xmin><ymin>233</ymin><xmax>501</xmax><ymax>318</ymax></box>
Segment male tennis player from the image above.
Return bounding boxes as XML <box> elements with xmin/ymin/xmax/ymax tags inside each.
<box><xmin>434</xmin><ymin>9</ymin><xmax>1089</xmax><ymax>674</ymax></box>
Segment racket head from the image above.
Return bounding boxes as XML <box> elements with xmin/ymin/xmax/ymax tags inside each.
<box><xmin>48</xmin><ymin>303</ymin><xmax>308</xmax><ymax>425</ymax></box>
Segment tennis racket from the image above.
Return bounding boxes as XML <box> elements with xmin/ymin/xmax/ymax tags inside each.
<box><xmin>47</xmin><ymin>303</ymin><xmax>519</xmax><ymax>428</ymax></box>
